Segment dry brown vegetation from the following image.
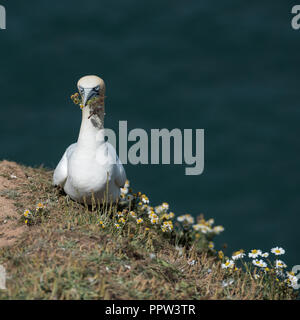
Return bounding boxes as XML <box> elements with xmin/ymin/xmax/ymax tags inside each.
<box><xmin>0</xmin><ymin>160</ymin><xmax>297</xmax><ymax>300</ymax></box>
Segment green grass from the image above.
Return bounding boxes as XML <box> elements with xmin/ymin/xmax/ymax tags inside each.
<box><xmin>0</xmin><ymin>163</ymin><xmax>298</xmax><ymax>300</ymax></box>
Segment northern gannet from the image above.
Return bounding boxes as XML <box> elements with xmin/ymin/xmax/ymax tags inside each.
<box><xmin>53</xmin><ymin>75</ymin><xmax>126</xmax><ymax>204</ymax></box>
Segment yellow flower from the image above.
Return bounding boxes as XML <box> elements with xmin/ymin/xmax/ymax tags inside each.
<box><xmin>145</xmin><ymin>227</ymin><xmax>150</xmax><ymax>231</ymax></box>
<box><xmin>208</xmin><ymin>242</ymin><xmax>214</xmax><ymax>249</ymax></box>
<box><xmin>25</xmin><ymin>220</ymin><xmax>28</xmax><ymax>224</ymax></box>
<box><xmin>114</xmin><ymin>223</ymin><xmax>121</xmax><ymax>229</ymax></box>
<box><xmin>168</xmin><ymin>212</ymin><xmax>175</xmax><ymax>219</ymax></box>
<box><xmin>218</xmin><ymin>251</ymin><xmax>224</xmax><ymax>260</ymax></box>
<box><xmin>23</xmin><ymin>209</ymin><xmax>31</xmax><ymax>217</ymax></box>
<box><xmin>161</xmin><ymin>220</ymin><xmax>173</xmax><ymax>232</ymax></box>
<box><xmin>118</xmin><ymin>217</ymin><xmax>126</xmax><ymax>224</ymax></box>
<box><xmin>99</xmin><ymin>220</ymin><xmax>105</xmax><ymax>229</ymax></box>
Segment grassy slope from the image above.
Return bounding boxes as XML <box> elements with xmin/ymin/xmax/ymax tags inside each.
<box><xmin>0</xmin><ymin>161</ymin><xmax>297</xmax><ymax>300</ymax></box>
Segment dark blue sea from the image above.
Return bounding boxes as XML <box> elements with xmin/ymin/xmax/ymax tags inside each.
<box><xmin>0</xmin><ymin>0</ymin><xmax>299</xmax><ymax>266</ymax></box>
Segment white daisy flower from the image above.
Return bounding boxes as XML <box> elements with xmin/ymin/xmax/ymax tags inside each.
<box><xmin>275</xmin><ymin>260</ymin><xmax>287</xmax><ymax>269</ymax></box>
<box><xmin>168</xmin><ymin>212</ymin><xmax>175</xmax><ymax>219</ymax></box>
<box><xmin>261</xmin><ymin>252</ymin><xmax>269</xmax><ymax>258</ymax></box>
<box><xmin>285</xmin><ymin>273</ymin><xmax>299</xmax><ymax>289</ymax></box>
<box><xmin>248</xmin><ymin>249</ymin><xmax>262</xmax><ymax>258</ymax></box>
<box><xmin>141</xmin><ymin>194</ymin><xmax>149</xmax><ymax>204</ymax></box>
<box><xmin>221</xmin><ymin>260</ymin><xmax>234</xmax><ymax>269</ymax></box>
<box><xmin>162</xmin><ymin>202</ymin><xmax>169</xmax><ymax>210</ymax></box>
<box><xmin>207</xmin><ymin>218</ymin><xmax>215</xmax><ymax>226</ymax></box>
<box><xmin>155</xmin><ymin>205</ymin><xmax>164</xmax><ymax>214</ymax></box>
<box><xmin>23</xmin><ymin>209</ymin><xmax>32</xmax><ymax>218</ymax></box>
<box><xmin>136</xmin><ymin>218</ymin><xmax>143</xmax><ymax>224</ymax></box>
<box><xmin>213</xmin><ymin>225</ymin><xmax>224</xmax><ymax>234</ymax></box>
<box><xmin>232</xmin><ymin>250</ymin><xmax>245</xmax><ymax>260</ymax></box>
<box><xmin>129</xmin><ymin>211</ymin><xmax>137</xmax><ymax>218</ymax></box>
<box><xmin>192</xmin><ymin>224</ymin><xmax>212</xmax><ymax>234</ymax></box>
<box><xmin>161</xmin><ymin>221</ymin><xmax>173</xmax><ymax>232</ymax></box>
<box><xmin>177</xmin><ymin>214</ymin><xmax>194</xmax><ymax>224</ymax></box>
<box><xmin>252</xmin><ymin>259</ymin><xmax>267</xmax><ymax>268</ymax></box>
<box><xmin>150</xmin><ymin>217</ymin><xmax>159</xmax><ymax>224</ymax></box>
<box><xmin>271</xmin><ymin>247</ymin><xmax>285</xmax><ymax>255</ymax></box>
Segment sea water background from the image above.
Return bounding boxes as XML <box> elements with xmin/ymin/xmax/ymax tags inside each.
<box><xmin>0</xmin><ymin>1</ymin><xmax>299</xmax><ymax>266</ymax></box>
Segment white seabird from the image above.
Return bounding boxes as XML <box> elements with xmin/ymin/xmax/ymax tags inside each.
<box><xmin>53</xmin><ymin>75</ymin><xmax>126</xmax><ymax>204</ymax></box>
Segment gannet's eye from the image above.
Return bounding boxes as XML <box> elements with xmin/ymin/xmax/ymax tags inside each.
<box><xmin>94</xmin><ymin>86</ymin><xmax>100</xmax><ymax>92</ymax></box>
<box><xmin>79</xmin><ymin>87</ymin><xmax>84</xmax><ymax>93</ymax></box>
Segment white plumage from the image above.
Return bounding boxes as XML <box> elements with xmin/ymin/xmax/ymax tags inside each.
<box><xmin>53</xmin><ymin>75</ymin><xmax>126</xmax><ymax>204</ymax></box>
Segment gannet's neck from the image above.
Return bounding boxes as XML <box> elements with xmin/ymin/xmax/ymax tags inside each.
<box><xmin>77</xmin><ymin>105</ymin><xmax>105</xmax><ymax>151</ymax></box>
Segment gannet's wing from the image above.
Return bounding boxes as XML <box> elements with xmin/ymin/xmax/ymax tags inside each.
<box><xmin>53</xmin><ymin>143</ymin><xmax>76</xmax><ymax>187</ymax></box>
<box><xmin>107</xmin><ymin>143</ymin><xmax>126</xmax><ymax>188</ymax></box>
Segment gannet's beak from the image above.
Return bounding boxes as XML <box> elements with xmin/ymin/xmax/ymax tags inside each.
<box><xmin>82</xmin><ymin>88</ymin><xmax>98</xmax><ymax>107</ymax></box>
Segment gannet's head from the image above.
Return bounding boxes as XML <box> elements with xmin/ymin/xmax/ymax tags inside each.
<box><xmin>77</xmin><ymin>75</ymin><xmax>105</xmax><ymax>107</ymax></box>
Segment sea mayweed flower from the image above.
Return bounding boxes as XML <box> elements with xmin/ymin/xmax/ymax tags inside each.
<box><xmin>248</xmin><ymin>249</ymin><xmax>262</xmax><ymax>259</ymax></box>
<box><xmin>208</xmin><ymin>242</ymin><xmax>214</xmax><ymax>249</ymax></box>
<box><xmin>118</xmin><ymin>217</ymin><xmax>126</xmax><ymax>224</ymax></box>
<box><xmin>221</xmin><ymin>260</ymin><xmax>234</xmax><ymax>269</ymax></box>
<box><xmin>36</xmin><ymin>203</ymin><xmax>45</xmax><ymax>211</ymax></box>
<box><xmin>136</xmin><ymin>218</ymin><xmax>143</xmax><ymax>224</ymax></box>
<box><xmin>23</xmin><ymin>209</ymin><xmax>32</xmax><ymax>218</ymax></box>
<box><xmin>275</xmin><ymin>260</ymin><xmax>287</xmax><ymax>269</ymax></box>
<box><xmin>285</xmin><ymin>276</ymin><xmax>299</xmax><ymax>289</ymax></box>
<box><xmin>207</xmin><ymin>218</ymin><xmax>215</xmax><ymax>226</ymax></box>
<box><xmin>129</xmin><ymin>211</ymin><xmax>137</xmax><ymax>218</ymax></box>
<box><xmin>177</xmin><ymin>214</ymin><xmax>194</xmax><ymax>224</ymax></box>
<box><xmin>99</xmin><ymin>220</ymin><xmax>105</xmax><ymax>229</ymax></box>
<box><xmin>168</xmin><ymin>212</ymin><xmax>175</xmax><ymax>219</ymax></box>
<box><xmin>162</xmin><ymin>202</ymin><xmax>169</xmax><ymax>210</ymax></box>
<box><xmin>155</xmin><ymin>205</ymin><xmax>164</xmax><ymax>214</ymax></box>
<box><xmin>271</xmin><ymin>247</ymin><xmax>285</xmax><ymax>255</ymax></box>
<box><xmin>141</xmin><ymin>194</ymin><xmax>149</xmax><ymax>204</ymax></box>
<box><xmin>192</xmin><ymin>224</ymin><xmax>212</xmax><ymax>234</ymax></box>
<box><xmin>149</xmin><ymin>213</ymin><xmax>159</xmax><ymax>224</ymax></box>
<box><xmin>212</xmin><ymin>225</ymin><xmax>224</xmax><ymax>234</ymax></box>
<box><xmin>218</xmin><ymin>251</ymin><xmax>224</xmax><ymax>260</ymax></box>
<box><xmin>261</xmin><ymin>252</ymin><xmax>269</xmax><ymax>258</ymax></box>
<box><xmin>147</xmin><ymin>207</ymin><xmax>154</xmax><ymax>214</ymax></box>
<box><xmin>252</xmin><ymin>259</ymin><xmax>267</xmax><ymax>268</ymax></box>
<box><xmin>232</xmin><ymin>250</ymin><xmax>245</xmax><ymax>260</ymax></box>
<box><xmin>150</xmin><ymin>217</ymin><xmax>159</xmax><ymax>224</ymax></box>
<box><xmin>161</xmin><ymin>221</ymin><xmax>173</xmax><ymax>232</ymax></box>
